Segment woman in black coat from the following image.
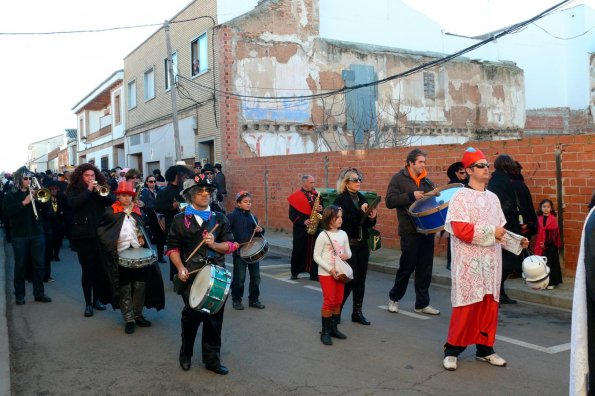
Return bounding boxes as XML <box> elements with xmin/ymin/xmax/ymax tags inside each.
<box><xmin>333</xmin><ymin>168</ymin><xmax>377</xmax><ymax>325</ymax></box>
<box><xmin>66</xmin><ymin>163</ymin><xmax>115</xmax><ymax>317</ymax></box>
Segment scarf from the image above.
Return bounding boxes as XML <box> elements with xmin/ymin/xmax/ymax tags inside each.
<box><xmin>407</xmin><ymin>166</ymin><xmax>428</xmax><ymax>188</ymax></box>
<box><xmin>534</xmin><ymin>214</ymin><xmax>561</xmax><ymax>255</ymax></box>
<box><xmin>112</xmin><ymin>201</ymin><xmax>141</xmax><ymax>216</ymax></box>
<box><xmin>185</xmin><ymin>205</ymin><xmax>212</xmax><ymax>221</ymax></box>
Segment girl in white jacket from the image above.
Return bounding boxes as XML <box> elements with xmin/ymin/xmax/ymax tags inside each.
<box><xmin>313</xmin><ymin>205</ymin><xmax>352</xmax><ymax>345</ymax></box>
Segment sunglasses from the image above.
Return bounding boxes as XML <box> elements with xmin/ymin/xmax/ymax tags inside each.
<box><xmin>147</xmin><ymin>180</ymin><xmax>156</xmax><ymax>183</ymax></box>
<box><xmin>203</xmin><ymin>172</ymin><xmax>213</xmax><ymax>175</ymax></box>
<box><xmin>348</xmin><ymin>177</ymin><xmax>362</xmax><ymax>183</ymax></box>
<box><xmin>22</xmin><ymin>176</ymin><xmax>31</xmax><ymax>180</ymax></box>
<box><xmin>471</xmin><ymin>163</ymin><xmax>490</xmax><ymax>169</ymax></box>
<box><xmin>457</xmin><ymin>171</ymin><xmax>466</xmax><ymax>175</ymax></box>
<box><xmin>195</xmin><ymin>187</ymin><xmax>214</xmax><ymax>194</ymax></box>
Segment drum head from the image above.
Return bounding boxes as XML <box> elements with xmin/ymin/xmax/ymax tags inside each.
<box><xmin>409</xmin><ymin>183</ymin><xmax>463</xmax><ymax>216</ymax></box>
<box><xmin>189</xmin><ymin>265</ymin><xmax>213</xmax><ymax>309</ymax></box>
<box><xmin>240</xmin><ymin>237</ymin><xmax>265</xmax><ymax>257</ymax></box>
<box><xmin>119</xmin><ymin>247</ymin><xmax>154</xmax><ymax>260</ymax></box>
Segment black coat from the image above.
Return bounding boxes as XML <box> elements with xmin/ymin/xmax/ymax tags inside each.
<box><xmin>1</xmin><ymin>189</ymin><xmax>45</xmax><ymax>237</ymax></box>
<box><xmin>584</xmin><ymin>208</ymin><xmax>595</xmax><ymax>393</ymax></box>
<box><xmin>154</xmin><ymin>183</ymin><xmax>184</xmax><ymax>235</ymax></box>
<box><xmin>487</xmin><ymin>171</ymin><xmax>522</xmax><ymax>234</ymax></box>
<box><xmin>140</xmin><ymin>187</ymin><xmax>165</xmax><ymax>244</ymax></box>
<box><xmin>385</xmin><ymin>168</ymin><xmax>435</xmax><ymax>236</ymax></box>
<box><xmin>67</xmin><ymin>188</ymin><xmax>115</xmax><ymax>240</ymax></box>
<box><xmin>97</xmin><ymin>208</ymin><xmax>165</xmax><ymax>310</ymax></box>
<box><xmin>334</xmin><ymin>191</ymin><xmax>377</xmax><ymax>245</ymax></box>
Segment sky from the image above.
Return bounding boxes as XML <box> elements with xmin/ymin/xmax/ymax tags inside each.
<box><xmin>0</xmin><ymin>0</ymin><xmax>587</xmax><ymax>173</ymax></box>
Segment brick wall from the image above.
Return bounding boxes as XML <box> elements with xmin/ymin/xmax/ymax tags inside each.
<box><xmin>223</xmin><ymin>133</ymin><xmax>595</xmax><ymax>274</ymax></box>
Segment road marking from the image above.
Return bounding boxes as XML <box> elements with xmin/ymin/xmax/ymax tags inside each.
<box><xmin>377</xmin><ymin>305</ymin><xmax>431</xmax><ymax>320</ymax></box>
<box><xmin>260</xmin><ymin>272</ymin><xmax>298</xmax><ymax>284</ymax></box>
<box><xmin>304</xmin><ymin>285</ymin><xmax>322</xmax><ymax>292</ymax></box>
<box><xmin>495</xmin><ymin>335</ymin><xmax>570</xmax><ymax>354</ymax></box>
<box><xmin>260</xmin><ymin>264</ymin><xmax>291</xmax><ymax>269</ymax></box>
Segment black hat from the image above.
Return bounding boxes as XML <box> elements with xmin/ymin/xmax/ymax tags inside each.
<box><xmin>202</xmin><ymin>163</ymin><xmax>214</xmax><ymax>173</ymax></box>
<box><xmin>180</xmin><ymin>174</ymin><xmax>213</xmax><ymax>196</ymax></box>
<box><xmin>194</xmin><ymin>162</ymin><xmax>202</xmax><ymax>169</ymax></box>
<box><xmin>214</xmin><ymin>163</ymin><xmax>222</xmax><ymax>171</ymax></box>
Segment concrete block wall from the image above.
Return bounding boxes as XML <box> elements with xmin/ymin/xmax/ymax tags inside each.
<box><xmin>222</xmin><ymin>133</ymin><xmax>595</xmax><ymax>275</ymax></box>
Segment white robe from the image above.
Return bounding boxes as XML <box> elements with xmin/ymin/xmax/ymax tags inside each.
<box><xmin>445</xmin><ymin>187</ymin><xmax>506</xmax><ymax>307</ymax></box>
<box><xmin>569</xmin><ymin>206</ymin><xmax>595</xmax><ymax>396</ymax></box>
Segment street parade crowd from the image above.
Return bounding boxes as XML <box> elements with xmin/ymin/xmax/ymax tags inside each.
<box><xmin>0</xmin><ymin>149</ymin><xmax>594</xmax><ymax>392</ymax></box>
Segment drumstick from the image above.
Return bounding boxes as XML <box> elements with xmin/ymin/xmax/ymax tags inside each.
<box><xmin>247</xmin><ymin>221</ymin><xmax>261</xmax><ymax>245</ymax></box>
<box><xmin>185</xmin><ymin>223</ymin><xmax>220</xmax><ymax>264</ymax></box>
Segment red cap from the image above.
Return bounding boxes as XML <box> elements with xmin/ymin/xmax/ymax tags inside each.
<box><xmin>462</xmin><ymin>147</ymin><xmax>486</xmax><ymax>168</ymax></box>
<box><xmin>114</xmin><ymin>181</ymin><xmax>136</xmax><ymax>197</ymax></box>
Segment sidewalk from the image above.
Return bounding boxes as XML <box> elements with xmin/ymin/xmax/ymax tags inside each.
<box><xmin>265</xmin><ymin>230</ymin><xmax>574</xmax><ymax>310</ymax></box>
<box><xmin>0</xmin><ymin>231</ymin><xmax>10</xmax><ymax>396</ymax></box>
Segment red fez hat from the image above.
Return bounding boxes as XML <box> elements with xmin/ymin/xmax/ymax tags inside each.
<box><xmin>114</xmin><ymin>181</ymin><xmax>136</xmax><ymax>197</ymax></box>
<box><xmin>462</xmin><ymin>147</ymin><xmax>486</xmax><ymax>168</ymax></box>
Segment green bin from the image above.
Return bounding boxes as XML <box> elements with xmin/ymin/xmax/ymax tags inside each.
<box><xmin>318</xmin><ymin>188</ymin><xmax>378</xmax><ymax>208</ymax></box>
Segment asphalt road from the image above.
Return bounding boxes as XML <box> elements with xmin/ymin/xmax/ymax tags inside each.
<box><xmin>5</xmin><ymin>244</ymin><xmax>571</xmax><ymax>395</ymax></box>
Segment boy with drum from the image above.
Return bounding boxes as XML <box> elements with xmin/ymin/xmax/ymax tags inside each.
<box><xmin>167</xmin><ymin>175</ymin><xmax>238</xmax><ymax>375</ymax></box>
<box><xmin>97</xmin><ymin>181</ymin><xmax>165</xmax><ymax>335</ymax></box>
<box><xmin>227</xmin><ymin>191</ymin><xmax>265</xmax><ymax>310</ymax></box>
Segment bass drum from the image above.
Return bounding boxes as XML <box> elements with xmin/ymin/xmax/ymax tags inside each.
<box><xmin>407</xmin><ymin>183</ymin><xmax>463</xmax><ymax>234</ymax></box>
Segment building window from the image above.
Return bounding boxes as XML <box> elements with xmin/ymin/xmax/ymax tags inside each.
<box><xmin>423</xmin><ymin>72</ymin><xmax>435</xmax><ymax>98</ymax></box>
<box><xmin>164</xmin><ymin>52</ymin><xmax>178</xmax><ymax>90</ymax></box>
<box><xmin>191</xmin><ymin>33</ymin><xmax>208</xmax><ymax>76</ymax></box>
<box><xmin>127</xmin><ymin>80</ymin><xmax>137</xmax><ymax>109</ymax></box>
<box><xmin>114</xmin><ymin>93</ymin><xmax>121</xmax><ymax>125</ymax></box>
<box><xmin>100</xmin><ymin>156</ymin><xmax>109</xmax><ymax>171</ymax></box>
<box><xmin>79</xmin><ymin>118</ymin><xmax>84</xmax><ymax>138</ymax></box>
<box><xmin>144</xmin><ymin>68</ymin><xmax>155</xmax><ymax>101</ymax></box>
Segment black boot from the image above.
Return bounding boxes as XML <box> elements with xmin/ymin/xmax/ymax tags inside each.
<box><xmin>352</xmin><ymin>304</ymin><xmax>371</xmax><ymax>325</ymax></box>
<box><xmin>320</xmin><ymin>317</ymin><xmax>333</xmax><ymax>345</ymax></box>
<box><xmin>330</xmin><ymin>315</ymin><xmax>347</xmax><ymax>339</ymax></box>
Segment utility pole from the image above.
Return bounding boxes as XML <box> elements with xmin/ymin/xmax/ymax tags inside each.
<box><xmin>164</xmin><ymin>20</ymin><xmax>182</xmax><ymax>162</ymax></box>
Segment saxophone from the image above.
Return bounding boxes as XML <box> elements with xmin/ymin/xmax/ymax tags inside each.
<box><xmin>306</xmin><ymin>193</ymin><xmax>322</xmax><ymax>235</ymax></box>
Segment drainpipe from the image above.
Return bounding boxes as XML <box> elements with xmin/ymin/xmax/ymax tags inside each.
<box><xmin>264</xmin><ymin>166</ymin><xmax>269</xmax><ymax>227</ymax></box>
<box><xmin>554</xmin><ymin>145</ymin><xmax>564</xmax><ymax>264</ymax></box>
<box><xmin>324</xmin><ymin>155</ymin><xmax>329</xmax><ymax>189</ymax></box>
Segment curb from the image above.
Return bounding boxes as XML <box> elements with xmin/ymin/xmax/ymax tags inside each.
<box><xmin>0</xmin><ymin>232</ymin><xmax>11</xmax><ymax>396</ymax></box>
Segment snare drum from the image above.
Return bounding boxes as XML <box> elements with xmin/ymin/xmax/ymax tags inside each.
<box><xmin>118</xmin><ymin>247</ymin><xmax>156</xmax><ymax>268</ymax></box>
<box><xmin>189</xmin><ymin>264</ymin><xmax>231</xmax><ymax>314</ymax></box>
<box><xmin>240</xmin><ymin>237</ymin><xmax>269</xmax><ymax>263</ymax></box>
<box><xmin>408</xmin><ymin>183</ymin><xmax>463</xmax><ymax>234</ymax></box>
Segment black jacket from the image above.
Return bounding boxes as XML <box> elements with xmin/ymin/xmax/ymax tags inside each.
<box><xmin>97</xmin><ymin>208</ymin><xmax>165</xmax><ymax>310</ymax></box>
<box><xmin>154</xmin><ymin>183</ymin><xmax>184</xmax><ymax>235</ymax></box>
<box><xmin>487</xmin><ymin>171</ymin><xmax>521</xmax><ymax>234</ymax></box>
<box><xmin>67</xmin><ymin>188</ymin><xmax>115</xmax><ymax>240</ymax></box>
<box><xmin>334</xmin><ymin>191</ymin><xmax>377</xmax><ymax>246</ymax></box>
<box><xmin>1</xmin><ymin>189</ymin><xmax>45</xmax><ymax>238</ymax></box>
<box><xmin>385</xmin><ymin>168</ymin><xmax>435</xmax><ymax>236</ymax></box>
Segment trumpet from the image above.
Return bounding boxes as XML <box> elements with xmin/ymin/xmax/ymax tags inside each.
<box><xmin>93</xmin><ymin>181</ymin><xmax>110</xmax><ymax>197</ymax></box>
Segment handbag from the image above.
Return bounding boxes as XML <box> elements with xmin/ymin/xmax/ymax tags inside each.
<box><xmin>323</xmin><ymin>231</ymin><xmax>353</xmax><ymax>283</ymax></box>
<box><xmin>368</xmin><ymin>228</ymin><xmax>382</xmax><ymax>251</ymax></box>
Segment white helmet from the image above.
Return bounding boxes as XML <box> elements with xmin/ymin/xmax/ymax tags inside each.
<box><xmin>522</xmin><ymin>255</ymin><xmax>550</xmax><ymax>290</ymax></box>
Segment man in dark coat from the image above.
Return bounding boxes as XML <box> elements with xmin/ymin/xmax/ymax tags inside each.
<box><xmin>287</xmin><ymin>175</ymin><xmax>323</xmax><ymax>280</ymax></box>
<box><xmin>167</xmin><ymin>175</ymin><xmax>238</xmax><ymax>375</ymax></box>
<box><xmin>154</xmin><ymin>165</ymin><xmax>193</xmax><ymax>280</ymax></box>
<box><xmin>385</xmin><ymin>148</ymin><xmax>439</xmax><ymax>315</ymax></box>
<box><xmin>2</xmin><ymin>167</ymin><xmax>52</xmax><ymax>305</ymax></box>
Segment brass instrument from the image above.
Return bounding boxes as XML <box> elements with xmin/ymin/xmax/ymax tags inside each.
<box><xmin>93</xmin><ymin>181</ymin><xmax>110</xmax><ymax>197</ymax></box>
<box><xmin>306</xmin><ymin>193</ymin><xmax>322</xmax><ymax>235</ymax></box>
<box><xmin>133</xmin><ymin>182</ymin><xmax>145</xmax><ymax>208</ymax></box>
<box><xmin>31</xmin><ymin>177</ymin><xmax>50</xmax><ymax>204</ymax></box>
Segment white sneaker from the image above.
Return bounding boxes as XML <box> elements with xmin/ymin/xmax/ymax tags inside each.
<box><xmin>443</xmin><ymin>356</ymin><xmax>457</xmax><ymax>371</ymax></box>
<box><xmin>414</xmin><ymin>305</ymin><xmax>440</xmax><ymax>315</ymax></box>
<box><xmin>387</xmin><ymin>300</ymin><xmax>398</xmax><ymax>313</ymax></box>
<box><xmin>476</xmin><ymin>353</ymin><xmax>507</xmax><ymax>367</ymax></box>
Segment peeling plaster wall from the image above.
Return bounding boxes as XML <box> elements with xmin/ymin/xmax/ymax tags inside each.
<box><xmin>223</xmin><ymin>0</ymin><xmax>524</xmax><ymax>158</ymax></box>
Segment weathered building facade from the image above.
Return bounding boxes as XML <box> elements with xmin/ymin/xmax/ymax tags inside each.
<box><xmin>218</xmin><ymin>0</ymin><xmax>525</xmax><ymax>161</ymax></box>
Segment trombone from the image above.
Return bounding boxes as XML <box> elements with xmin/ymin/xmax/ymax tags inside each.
<box><xmin>28</xmin><ymin>176</ymin><xmax>50</xmax><ymax>220</ymax></box>
<box><xmin>93</xmin><ymin>181</ymin><xmax>110</xmax><ymax>197</ymax></box>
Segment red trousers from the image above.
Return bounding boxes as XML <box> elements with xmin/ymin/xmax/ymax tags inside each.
<box><xmin>319</xmin><ymin>275</ymin><xmax>344</xmax><ymax>315</ymax></box>
<box><xmin>447</xmin><ymin>294</ymin><xmax>499</xmax><ymax>347</ymax></box>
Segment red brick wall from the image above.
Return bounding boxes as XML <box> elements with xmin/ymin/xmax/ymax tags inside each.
<box><xmin>223</xmin><ymin>134</ymin><xmax>595</xmax><ymax>275</ymax></box>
